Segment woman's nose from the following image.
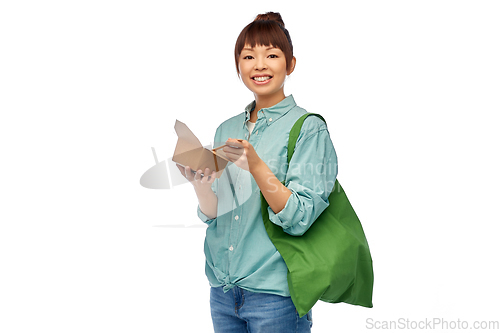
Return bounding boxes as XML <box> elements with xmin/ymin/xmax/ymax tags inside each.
<box><xmin>254</xmin><ymin>58</ymin><xmax>267</xmax><ymax>70</ymax></box>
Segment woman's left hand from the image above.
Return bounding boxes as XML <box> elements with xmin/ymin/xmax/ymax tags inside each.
<box><xmin>223</xmin><ymin>138</ymin><xmax>262</xmax><ymax>173</ymax></box>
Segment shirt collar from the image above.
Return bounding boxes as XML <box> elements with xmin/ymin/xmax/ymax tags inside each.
<box><xmin>243</xmin><ymin>94</ymin><xmax>297</xmax><ymax>128</ymax></box>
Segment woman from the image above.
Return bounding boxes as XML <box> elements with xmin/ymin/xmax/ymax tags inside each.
<box><xmin>177</xmin><ymin>12</ymin><xmax>337</xmax><ymax>332</ymax></box>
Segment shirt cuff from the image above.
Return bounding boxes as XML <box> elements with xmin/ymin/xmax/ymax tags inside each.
<box><xmin>197</xmin><ymin>204</ymin><xmax>216</xmax><ymax>225</ymax></box>
<box><xmin>267</xmin><ymin>188</ymin><xmax>299</xmax><ymax>230</ymax></box>
<box><xmin>267</xmin><ymin>180</ymin><xmax>329</xmax><ymax>236</ymax></box>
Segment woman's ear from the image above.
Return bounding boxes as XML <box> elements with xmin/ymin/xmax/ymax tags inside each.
<box><xmin>287</xmin><ymin>57</ymin><xmax>297</xmax><ymax>75</ymax></box>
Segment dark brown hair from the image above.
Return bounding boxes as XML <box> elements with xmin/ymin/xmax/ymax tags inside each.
<box><xmin>234</xmin><ymin>12</ymin><xmax>294</xmax><ymax>76</ymax></box>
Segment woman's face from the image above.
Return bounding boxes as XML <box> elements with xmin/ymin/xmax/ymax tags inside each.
<box><xmin>238</xmin><ymin>44</ymin><xmax>294</xmax><ymax>100</ymax></box>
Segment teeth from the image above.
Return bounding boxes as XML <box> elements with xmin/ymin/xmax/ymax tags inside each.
<box><xmin>253</xmin><ymin>76</ymin><xmax>271</xmax><ymax>82</ymax></box>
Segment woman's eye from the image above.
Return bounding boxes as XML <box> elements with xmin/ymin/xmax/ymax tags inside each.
<box><xmin>268</xmin><ymin>54</ymin><xmax>278</xmax><ymax>58</ymax></box>
<box><xmin>243</xmin><ymin>55</ymin><xmax>253</xmax><ymax>59</ymax></box>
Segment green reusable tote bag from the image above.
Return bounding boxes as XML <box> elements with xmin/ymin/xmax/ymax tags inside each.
<box><xmin>260</xmin><ymin>113</ymin><xmax>374</xmax><ymax>318</ymax></box>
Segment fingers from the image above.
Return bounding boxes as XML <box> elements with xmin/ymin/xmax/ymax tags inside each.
<box><xmin>193</xmin><ymin>169</ymin><xmax>202</xmax><ymax>182</ymax></box>
<box><xmin>198</xmin><ymin>168</ymin><xmax>208</xmax><ymax>183</ymax></box>
<box><xmin>223</xmin><ymin>146</ymin><xmax>243</xmax><ymax>161</ymax></box>
<box><xmin>179</xmin><ymin>165</ymin><xmax>216</xmax><ymax>185</ymax></box>
<box><xmin>194</xmin><ymin>168</ymin><xmax>213</xmax><ymax>182</ymax></box>
<box><xmin>208</xmin><ymin>170</ymin><xmax>216</xmax><ymax>183</ymax></box>
<box><xmin>177</xmin><ymin>164</ymin><xmax>195</xmax><ymax>181</ymax></box>
<box><xmin>184</xmin><ymin>166</ymin><xmax>195</xmax><ymax>182</ymax></box>
<box><xmin>225</xmin><ymin>138</ymin><xmax>245</xmax><ymax>148</ymax></box>
<box><xmin>201</xmin><ymin>168</ymin><xmax>217</xmax><ymax>184</ymax></box>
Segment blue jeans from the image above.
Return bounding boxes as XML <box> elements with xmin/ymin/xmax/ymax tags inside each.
<box><xmin>210</xmin><ymin>286</ymin><xmax>313</xmax><ymax>333</ymax></box>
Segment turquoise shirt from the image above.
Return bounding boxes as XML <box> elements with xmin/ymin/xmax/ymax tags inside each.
<box><xmin>197</xmin><ymin>95</ymin><xmax>338</xmax><ymax>297</ymax></box>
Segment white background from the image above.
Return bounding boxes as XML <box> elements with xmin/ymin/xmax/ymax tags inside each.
<box><xmin>1</xmin><ymin>0</ymin><xmax>499</xmax><ymax>332</ymax></box>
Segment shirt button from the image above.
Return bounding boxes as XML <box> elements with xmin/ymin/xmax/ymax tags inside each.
<box><xmin>255</xmin><ymin>130</ymin><xmax>258</xmax><ymax>135</ymax></box>
<box><xmin>229</xmin><ymin>245</ymin><xmax>234</xmax><ymax>251</ymax></box>
<box><xmin>235</xmin><ymin>215</ymin><xmax>239</xmax><ymax>220</ymax></box>
<box><xmin>239</xmin><ymin>185</ymin><xmax>241</xmax><ymax>189</ymax></box>
<box><xmin>269</xmin><ymin>118</ymin><xmax>273</xmax><ymax>122</ymax></box>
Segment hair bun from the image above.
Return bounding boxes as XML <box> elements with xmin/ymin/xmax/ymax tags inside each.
<box><xmin>254</xmin><ymin>12</ymin><xmax>285</xmax><ymax>27</ymax></box>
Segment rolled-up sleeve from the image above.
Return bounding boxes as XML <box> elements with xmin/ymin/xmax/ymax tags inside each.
<box><xmin>267</xmin><ymin>123</ymin><xmax>338</xmax><ymax>236</ymax></box>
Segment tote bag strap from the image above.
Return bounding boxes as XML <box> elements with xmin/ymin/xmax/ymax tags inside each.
<box><xmin>287</xmin><ymin>113</ymin><xmax>326</xmax><ymax>164</ymax></box>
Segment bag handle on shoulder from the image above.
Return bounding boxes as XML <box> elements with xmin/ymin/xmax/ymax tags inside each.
<box><xmin>287</xmin><ymin>113</ymin><xmax>326</xmax><ymax>164</ymax></box>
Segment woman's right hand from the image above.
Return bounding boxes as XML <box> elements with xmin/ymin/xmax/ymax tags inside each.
<box><xmin>176</xmin><ymin>165</ymin><xmax>217</xmax><ymax>190</ymax></box>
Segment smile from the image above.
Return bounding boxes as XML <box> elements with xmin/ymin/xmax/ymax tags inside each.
<box><xmin>252</xmin><ymin>76</ymin><xmax>272</xmax><ymax>81</ymax></box>
<box><xmin>252</xmin><ymin>76</ymin><xmax>273</xmax><ymax>84</ymax></box>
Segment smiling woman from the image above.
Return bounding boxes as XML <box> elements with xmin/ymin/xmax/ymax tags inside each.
<box><xmin>176</xmin><ymin>11</ymin><xmax>337</xmax><ymax>333</ymax></box>
<box><xmin>234</xmin><ymin>13</ymin><xmax>296</xmax><ymax>114</ymax></box>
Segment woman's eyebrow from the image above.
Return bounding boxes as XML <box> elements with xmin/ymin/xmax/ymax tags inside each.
<box><xmin>242</xmin><ymin>47</ymin><xmax>278</xmax><ymax>51</ymax></box>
